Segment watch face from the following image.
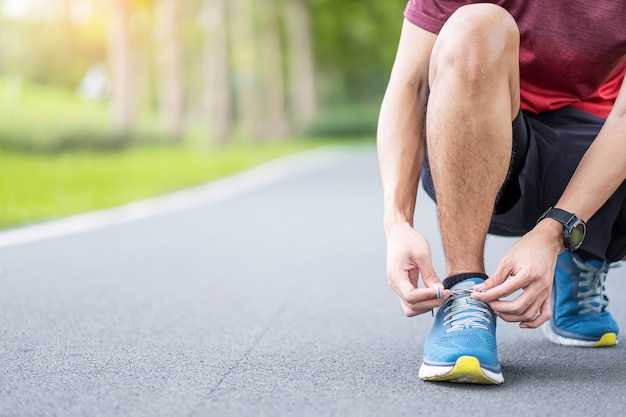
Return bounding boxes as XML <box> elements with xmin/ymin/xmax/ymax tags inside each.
<box><xmin>570</xmin><ymin>222</ymin><xmax>586</xmax><ymax>249</ymax></box>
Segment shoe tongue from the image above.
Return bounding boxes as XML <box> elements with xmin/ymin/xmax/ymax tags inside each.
<box><xmin>450</xmin><ymin>277</ymin><xmax>485</xmax><ymax>291</ymax></box>
<box><xmin>446</xmin><ymin>278</ymin><xmax>484</xmax><ymax>310</ymax></box>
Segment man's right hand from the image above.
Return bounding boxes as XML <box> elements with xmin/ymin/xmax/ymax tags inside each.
<box><xmin>386</xmin><ymin>222</ymin><xmax>449</xmax><ymax>316</ymax></box>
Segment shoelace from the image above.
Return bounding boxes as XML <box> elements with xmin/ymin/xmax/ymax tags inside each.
<box><xmin>573</xmin><ymin>257</ymin><xmax>618</xmax><ymax>314</ymax></box>
<box><xmin>442</xmin><ymin>288</ymin><xmax>493</xmax><ymax>333</ymax></box>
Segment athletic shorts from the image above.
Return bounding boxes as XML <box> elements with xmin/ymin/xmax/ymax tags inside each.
<box><xmin>421</xmin><ymin>106</ymin><xmax>626</xmax><ymax>262</ymax></box>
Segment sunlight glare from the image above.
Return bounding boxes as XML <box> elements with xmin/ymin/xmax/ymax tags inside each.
<box><xmin>1</xmin><ymin>0</ymin><xmax>34</xmax><ymax>18</ymax></box>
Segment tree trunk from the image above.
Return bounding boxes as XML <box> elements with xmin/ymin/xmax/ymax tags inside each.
<box><xmin>227</xmin><ymin>0</ymin><xmax>261</xmax><ymax>141</ymax></box>
<box><xmin>257</xmin><ymin>0</ymin><xmax>288</xmax><ymax>139</ymax></box>
<box><xmin>204</xmin><ymin>0</ymin><xmax>232</xmax><ymax>146</ymax></box>
<box><xmin>154</xmin><ymin>0</ymin><xmax>185</xmax><ymax>141</ymax></box>
<box><xmin>106</xmin><ymin>0</ymin><xmax>137</xmax><ymax>136</ymax></box>
<box><xmin>284</xmin><ymin>0</ymin><xmax>317</xmax><ymax>130</ymax></box>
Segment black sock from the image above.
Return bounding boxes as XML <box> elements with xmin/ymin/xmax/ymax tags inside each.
<box><xmin>443</xmin><ymin>272</ymin><xmax>489</xmax><ymax>289</ymax></box>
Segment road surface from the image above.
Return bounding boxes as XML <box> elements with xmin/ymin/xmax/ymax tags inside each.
<box><xmin>0</xmin><ymin>145</ymin><xmax>624</xmax><ymax>416</ymax></box>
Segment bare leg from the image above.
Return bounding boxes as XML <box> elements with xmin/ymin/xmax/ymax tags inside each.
<box><xmin>427</xmin><ymin>4</ymin><xmax>521</xmax><ymax>277</ymax></box>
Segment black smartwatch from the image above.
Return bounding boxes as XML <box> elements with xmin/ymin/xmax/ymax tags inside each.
<box><xmin>537</xmin><ymin>207</ymin><xmax>586</xmax><ymax>252</ymax></box>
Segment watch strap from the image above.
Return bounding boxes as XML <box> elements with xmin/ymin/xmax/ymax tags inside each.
<box><xmin>538</xmin><ymin>207</ymin><xmax>586</xmax><ymax>251</ymax></box>
<box><xmin>540</xmin><ymin>207</ymin><xmax>577</xmax><ymax>226</ymax></box>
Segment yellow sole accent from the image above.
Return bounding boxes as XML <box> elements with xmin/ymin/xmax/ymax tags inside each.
<box><xmin>592</xmin><ymin>333</ymin><xmax>617</xmax><ymax>347</ymax></box>
<box><xmin>422</xmin><ymin>356</ymin><xmax>501</xmax><ymax>385</ymax></box>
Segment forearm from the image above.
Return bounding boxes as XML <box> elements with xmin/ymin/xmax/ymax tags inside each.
<box><xmin>377</xmin><ymin>81</ymin><xmax>428</xmax><ymax>231</ymax></box>
<box><xmin>378</xmin><ymin>77</ymin><xmax>446</xmax><ymax>314</ymax></box>
<box><xmin>555</xmin><ymin>81</ymin><xmax>626</xmax><ymax>221</ymax></box>
<box><xmin>377</xmin><ymin>20</ymin><xmax>436</xmax><ymax>233</ymax></box>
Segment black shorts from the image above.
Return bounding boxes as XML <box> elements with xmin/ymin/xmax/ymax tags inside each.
<box><xmin>421</xmin><ymin>106</ymin><xmax>626</xmax><ymax>262</ymax></box>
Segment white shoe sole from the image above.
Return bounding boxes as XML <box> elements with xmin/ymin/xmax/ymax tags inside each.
<box><xmin>419</xmin><ymin>356</ymin><xmax>504</xmax><ymax>385</ymax></box>
<box><xmin>542</xmin><ymin>322</ymin><xmax>617</xmax><ymax>347</ymax></box>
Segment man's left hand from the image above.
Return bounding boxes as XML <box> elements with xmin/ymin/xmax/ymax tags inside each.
<box><xmin>471</xmin><ymin>221</ymin><xmax>564</xmax><ymax>328</ymax></box>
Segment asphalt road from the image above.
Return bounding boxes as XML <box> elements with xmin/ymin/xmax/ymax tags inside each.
<box><xmin>1</xmin><ymin>145</ymin><xmax>624</xmax><ymax>417</ymax></box>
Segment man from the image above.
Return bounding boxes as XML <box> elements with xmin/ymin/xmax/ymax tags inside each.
<box><xmin>377</xmin><ymin>0</ymin><xmax>626</xmax><ymax>384</ymax></box>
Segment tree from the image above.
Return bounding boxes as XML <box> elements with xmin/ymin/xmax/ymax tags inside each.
<box><xmin>154</xmin><ymin>0</ymin><xmax>185</xmax><ymax>141</ymax></box>
<box><xmin>257</xmin><ymin>0</ymin><xmax>288</xmax><ymax>139</ymax></box>
<box><xmin>106</xmin><ymin>0</ymin><xmax>138</xmax><ymax>135</ymax></box>
<box><xmin>284</xmin><ymin>0</ymin><xmax>317</xmax><ymax>130</ymax></box>
<box><xmin>204</xmin><ymin>0</ymin><xmax>232</xmax><ymax>146</ymax></box>
<box><xmin>227</xmin><ymin>0</ymin><xmax>260</xmax><ymax>140</ymax></box>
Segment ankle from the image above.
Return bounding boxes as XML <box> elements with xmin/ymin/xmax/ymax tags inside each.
<box><xmin>443</xmin><ymin>272</ymin><xmax>488</xmax><ymax>289</ymax></box>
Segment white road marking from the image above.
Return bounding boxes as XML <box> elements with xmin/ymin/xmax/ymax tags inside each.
<box><xmin>0</xmin><ymin>145</ymin><xmax>354</xmax><ymax>249</ymax></box>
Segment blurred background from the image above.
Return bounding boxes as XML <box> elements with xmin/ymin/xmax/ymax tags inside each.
<box><xmin>0</xmin><ymin>0</ymin><xmax>406</xmax><ymax>229</ymax></box>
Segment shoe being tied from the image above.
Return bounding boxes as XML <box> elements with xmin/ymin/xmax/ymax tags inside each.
<box><xmin>418</xmin><ymin>278</ymin><xmax>503</xmax><ymax>384</ymax></box>
<box><xmin>543</xmin><ymin>252</ymin><xmax>620</xmax><ymax>347</ymax></box>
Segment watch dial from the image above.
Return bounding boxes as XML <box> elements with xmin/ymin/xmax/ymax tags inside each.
<box><xmin>571</xmin><ymin>223</ymin><xmax>585</xmax><ymax>247</ymax></box>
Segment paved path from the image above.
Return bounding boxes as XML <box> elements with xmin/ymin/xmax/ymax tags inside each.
<box><xmin>1</xmin><ymin>145</ymin><xmax>624</xmax><ymax>416</ymax></box>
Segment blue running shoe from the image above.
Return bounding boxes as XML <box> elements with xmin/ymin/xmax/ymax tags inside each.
<box><xmin>418</xmin><ymin>278</ymin><xmax>503</xmax><ymax>384</ymax></box>
<box><xmin>543</xmin><ymin>252</ymin><xmax>619</xmax><ymax>347</ymax></box>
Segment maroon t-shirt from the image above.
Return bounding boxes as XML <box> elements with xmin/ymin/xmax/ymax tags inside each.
<box><xmin>404</xmin><ymin>0</ymin><xmax>626</xmax><ymax>118</ymax></box>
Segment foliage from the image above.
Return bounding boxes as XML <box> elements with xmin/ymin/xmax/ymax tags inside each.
<box><xmin>0</xmin><ymin>76</ymin><xmax>163</xmax><ymax>152</ymax></box>
<box><xmin>305</xmin><ymin>103</ymin><xmax>380</xmax><ymax>137</ymax></box>
<box><xmin>0</xmin><ymin>14</ymin><xmax>107</xmax><ymax>89</ymax></box>
<box><xmin>311</xmin><ymin>0</ymin><xmax>406</xmax><ymax>104</ymax></box>
<box><xmin>0</xmin><ymin>0</ymin><xmax>396</xmax><ymax>228</ymax></box>
<box><xmin>0</xmin><ymin>0</ymin><xmax>408</xmax><ymax>149</ymax></box>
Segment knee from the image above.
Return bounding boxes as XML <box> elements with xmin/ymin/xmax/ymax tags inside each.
<box><xmin>430</xmin><ymin>4</ymin><xmax>519</xmax><ymax>84</ymax></box>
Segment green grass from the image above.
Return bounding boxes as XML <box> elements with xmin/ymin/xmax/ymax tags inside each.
<box><xmin>0</xmin><ymin>76</ymin><xmax>377</xmax><ymax>229</ymax></box>
<box><xmin>0</xmin><ymin>140</ymin><xmax>340</xmax><ymax>229</ymax></box>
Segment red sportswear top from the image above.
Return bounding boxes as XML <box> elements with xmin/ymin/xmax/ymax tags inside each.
<box><xmin>404</xmin><ymin>0</ymin><xmax>626</xmax><ymax>119</ymax></box>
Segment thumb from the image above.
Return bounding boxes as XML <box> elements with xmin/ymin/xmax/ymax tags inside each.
<box><xmin>474</xmin><ymin>260</ymin><xmax>512</xmax><ymax>292</ymax></box>
<box><xmin>418</xmin><ymin>257</ymin><xmax>442</xmax><ymax>289</ymax></box>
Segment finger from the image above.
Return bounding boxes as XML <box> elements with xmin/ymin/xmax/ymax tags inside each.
<box><xmin>472</xmin><ymin>274</ymin><xmax>524</xmax><ymax>303</ymax></box>
<box><xmin>490</xmin><ymin>286</ymin><xmax>549</xmax><ymax>322</ymax></box>
<box><xmin>399</xmin><ymin>295</ymin><xmax>447</xmax><ymax>317</ymax></box>
<box><xmin>391</xmin><ymin>275</ymin><xmax>417</xmax><ymax>300</ymax></box>
<box><xmin>399</xmin><ymin>299</ymin><xmax>420</xmax><ymax>317</ymax></box>
<box><xmin>492</xmin><ymin>299</ymin><xmax>542</xmax><ymax>323</ymax></box>
<box><xmin>487</xmin><ymin>289</ymin><xmax>537</xmax><ymax>316</ymax></box>
<box><xmin>473</xmin><ymin>260</ymin><xmax>513</xmax><ymax>292</ymax></box>
<box><xmin>404</xmin><ymin>287</ymin><xmax>449</xmax><ymax>305</ymax></box>
<box><xmin>520</xmin><ymin>296</ymin><xmax>552</xmax><ymax>329</ymax></box>
<box><xmin>422</xmin><ymin>275</ymin><xmax>446</xmax><ymax>296</ymax></box>
<box><xmin>422</xmin><ymin>276</ymin><xmax>449</xmax><ymax>301</ymax></box>
<box><xmin>408</xmin><ymin>268</ymin><xmax>419</xmax><ymax>287</ymax></box>
<box><xmin>416</xmin><ymin>255</ymin><xmax>440</xmax><ymax>289</ymax></box>
<box><xmin>389</xmin><ymin>265</ymin><xmax>447</xmax><ymax>306</ymax></box>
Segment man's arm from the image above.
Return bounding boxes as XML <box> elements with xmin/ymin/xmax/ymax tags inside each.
<box><xmin>553</xmin><ymin>78</ymin><xmax>626</xmax><ymax>220</ymax></box>
<box><xmin>377</xmin><ymin>20</ymin><xmax>447</xmax><ymax>316</ymax></box>
<box><xmin>474</xmin><ymin>75</ymin><xmax>626</xmax><ymax>327</ymax></box>
<box><xmin>378</xmin><ymin>19</ymin><xmax>434</xmax><ymax>229</ymax></box>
